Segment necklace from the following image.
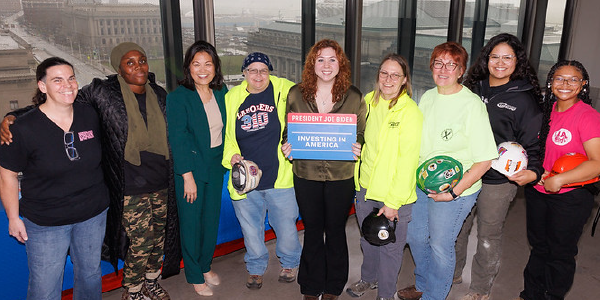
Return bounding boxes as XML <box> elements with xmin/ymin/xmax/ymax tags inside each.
<box><xmin>317</xmin><ymin>93</ymin><xmax>332</xmax><ymax>106</ymax></box>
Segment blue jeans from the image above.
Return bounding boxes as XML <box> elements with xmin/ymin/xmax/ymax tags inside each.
<box><xmin>24</xmin><ymin>209</ymin><xmax>107</xmax><ymax>300</ymax></box>
<box><xmin>231</xmin><ymin>187</ymin><xmax>302</xmax><ymax>275</ymax></box>
<box><xmin>407</xmin><ymin>188</ymin><xmax>479</xmax><ymax>300</ymax></box>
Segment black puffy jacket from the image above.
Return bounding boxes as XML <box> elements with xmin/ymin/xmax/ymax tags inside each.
<box><xmin>77</xmin><ymin>73</ymin><xmax>181</xmax><ymax>278</ymax></box>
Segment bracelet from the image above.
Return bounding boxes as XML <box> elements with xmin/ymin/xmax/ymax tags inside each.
<box><xmin>449</xmin><ymin>188</ymin><xmax>460</xmax><ymax>200</ymax></box>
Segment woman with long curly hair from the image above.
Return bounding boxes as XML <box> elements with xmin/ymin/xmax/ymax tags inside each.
<box><xmin>282</xmin><ymin>39</ymin><xmax>366</xmax><ymax>300</ymax></box>
<box><xmin>453</xmin><ymin>33</ymin><xmax>544</xmax><ymax>300</ymax></box>
<box><xmin>515</xmin><ymin>60</ymin><xmax>600</xmax><ymax>300</ymax></box>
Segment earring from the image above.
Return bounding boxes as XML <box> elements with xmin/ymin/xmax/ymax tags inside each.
<box><xmin>583</xmin><ymin>87</ymin><xmax>587</xmax><ymax>93</ymax></box>
<box><xmin>547</xmin><ymin>83</ymin><xmax>551</xmax><ymax>89</ymax></box>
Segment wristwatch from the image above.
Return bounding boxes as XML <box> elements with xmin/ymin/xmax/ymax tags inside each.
<box><xmin>449</xmin><ymin>188</ymin><xmax>460</xmax><ymax>200</ymax></box>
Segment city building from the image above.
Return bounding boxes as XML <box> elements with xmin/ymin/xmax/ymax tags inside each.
<box><xmin>61</xmin><ymin>3</ymin><xmax>163</xmax><ymax>60</ymax></box>
<box><xmin>21</xmin><ymin>0</ymin><xmax>163</xmax><ymax>63</ymax></box>
<box><xmin>21</xmin><ymin>0</ymin><xmax>66</xmax><ymax>37</ymax></box>
<box><xmin>0</xmin><ymin>31</ymin><xmax>37</xmax><ymax>118</ymax></box>
<box><xmin>0</xmin><ymin>0</ymin><xmax>22</xmax><ymax>16</ymax></box>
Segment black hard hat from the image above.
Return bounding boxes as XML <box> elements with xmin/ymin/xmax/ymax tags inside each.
<box><xmin>361</xmin><ymin>208</ymin><xmax>397</xmax><ymax>246</ymax></box>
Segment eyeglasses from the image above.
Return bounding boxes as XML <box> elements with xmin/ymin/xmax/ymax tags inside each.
<box><xmin>489</xmin><ymin>54</ymin><xmax>516</xmax><ymax>64</ymax></box>
<box><xmin>552</xmin><ymin>76</ymin><xmax>584</xmax><ymax>86</ymax></box>
<box><xmin>379</xmin><ymin>71</ymin><xmax>405</xmax><ymax>81</ymax></box>
<box><xmin>432</xmin><ymin>60</ymin><xmax>459</xmax><ymax>71</ymax></box>
<box><xmin>64</xmin><ymin>131</ymin><xmax>80</xmax><ymax>161</ymax></box>
<box><xmin>245</xmin><ymin>68</ymin><xmax>269</xmax><ymax>76</ymax></box>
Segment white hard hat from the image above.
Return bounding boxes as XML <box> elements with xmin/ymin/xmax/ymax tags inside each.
<box><xmin>491</xmin><ymin>141</ymin><xmax>528</xmax><ymax>176</ymax></box>
<box><xmin>231</xmin><ymin>160</ymin><xmax>262</xmax><ymax>195</ymax></box>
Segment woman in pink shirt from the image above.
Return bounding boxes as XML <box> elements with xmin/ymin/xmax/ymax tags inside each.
<box><xmin>517</xmin><ymin>60</ymin><xmax>600</xmax><ymax>300</ymax></box>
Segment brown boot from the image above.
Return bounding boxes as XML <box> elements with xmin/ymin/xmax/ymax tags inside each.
<box><xmin>322</xmin><ymin>294</ymin><xmax>338</xmax><ymax>300</ymax></box>
<box><xmin>397</xmin><ymin>285</ymin><xmax>422</xmax><ymax>300</ymax></box>
<box><xmin>302</xmin><ymin>295</ymin><xmax>319</xmax><ymax>300</ymax></box>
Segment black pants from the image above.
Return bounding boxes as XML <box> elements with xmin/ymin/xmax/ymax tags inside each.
<box><xmin>294</xmin><ymin>175</ymin><xmax>355</xmax><ymax>296</ymax></box>
<box><xmin>520</xmin><ymin>186</ymin><xmax>594</xmax><ymax>300</ymax></box>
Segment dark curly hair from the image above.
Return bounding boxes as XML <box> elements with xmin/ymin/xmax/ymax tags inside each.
<box><xmin>464</xmin><ymin>33</ymin><xmax>542</xmax><ymax>103</ymax></box>
<box><xmin>538</xmin><ymin>60</ymin><xmax>591</xmax><ymax>161</ymax></box>
<box><xmin>179</xmin><ymin>40</ymin><xmax>224</xmax><ymax>91</ymax></box>
<box><xmin>299</xmin><ymin>39</ymin><xmax>351</xmax><ymax>103</ymax></box>
<box><xmin>33</xmin><ymin>57</ymin><xmax>74</xmax><ymax>105</ymax></box>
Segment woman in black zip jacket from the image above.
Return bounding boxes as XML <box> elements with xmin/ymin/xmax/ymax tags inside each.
<box><xmin>453</xmin><ymin>33</ymin><xmax>544</xmax><ymax>300</ymax></box>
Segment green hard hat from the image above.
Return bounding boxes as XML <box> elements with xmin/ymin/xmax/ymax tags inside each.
<box><xmin>416</xmin><ymin>155</ymin><xmax>463</xmax><ymax>194</ymax></box>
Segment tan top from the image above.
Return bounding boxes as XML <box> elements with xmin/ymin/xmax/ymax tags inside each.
<box><xmin>285</xmin><ymin>84</ymin><xmax>366</xmax><ymax>181</ymax></box>
<box><xmin>202</xmin><ymin>93</ymin><xmax>223</xmax><ymax>148</ymax></box>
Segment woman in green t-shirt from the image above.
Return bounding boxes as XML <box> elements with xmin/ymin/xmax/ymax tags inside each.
<box><xmin>397</xmin><ymin>42</ymin><xmax>497</xmax><ymax>300</ymax></box>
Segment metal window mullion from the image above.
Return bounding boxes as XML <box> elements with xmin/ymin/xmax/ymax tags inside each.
<box><xmin>159</xmin><ymin>0</ymin><xmax>184</xmax><ymax>92</ymax></box>
<box><xmin>193</xmin><ymin>0</ymin><xmax>215</xmax><ymax>46</ymax></box>
<box><xmin>558</xmin><ymin>0</ymin><xmax>576</xmax><ymax>61</ymax></box>
<box><xmin>345</xmin><ymin>0</ymin><xmax>363</xmax><ymax>85</ymax></box>
<box><xmin>397</xmin><ymin>0</ymin><xmax>418</xmax><ymax>74</ymax></box>
<box><xmin>519</xmin><ymin>0</ymin><xmax>547</xmax><ymax>73</ymax></box>
<box><xmin>470</xmin><ymin>0</ymin><xmax>489</xmax><ymax>66</ymax></box>
<box><xmin>301</xmin><ymin>0</ymin><xmax>316</xmax><ymax>67</ymax></box>
<box><xmin>447</xmin><ymin>0</ymin><xmax>466</xmax><ymax>43</ymax></box>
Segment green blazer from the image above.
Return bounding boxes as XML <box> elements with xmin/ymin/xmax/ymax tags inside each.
<box><xmin>166</xmin><ymin>84</ymin><xmax>228</xmax><ymax>183</ymax></box>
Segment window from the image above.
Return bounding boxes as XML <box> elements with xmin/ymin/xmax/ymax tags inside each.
<box><xmin>412</xmin><ymin>0</ymin><xmax>451</xmax><ymax>100</ymax></box>
<box><xmin>213</xmin><ymin>0</ymin><xmax>302</xmax><ymax>86</ymax></box>
<box><xmin>10</xmin><ymin>100</ymin><xmax>19</xmax><ymax>110</ymax></box>
<box><xmin>359</xmin><ymin>0</ymin><xmax>400</xmax><ymax>93</ymax></box>
<box><xmin>539</xmin><ymin>0</ymin><xmax>567</xmax><ymax>84</ymax></box>
<box><xmin>316</xmin><ymin>0</ymin><xmax>345</xmax><ymax>48</ymax></box>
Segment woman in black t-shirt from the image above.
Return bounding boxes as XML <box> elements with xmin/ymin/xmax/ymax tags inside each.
<box><xmin>0</xmin><ymin>57</ymin><xmax>109</xmax><ymax>300</ymax></box>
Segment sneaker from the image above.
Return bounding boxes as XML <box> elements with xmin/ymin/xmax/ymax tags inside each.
<box><xmin>121</xmin><ymin>290</ymin><xmax>146</xmax><ymax>300</ymax></box>
<box><xmin>246</xmin><ymin>274</ymin><xmax>263</xmax><ymax>290</ymax></box>
<box><xmin>142</xmin><ymin>278</ymin><xmax>171</xmax><ymax>300</ymax></box>
<box><xmin>278</xmin><ymin>267</ymin><xmax>298</xmax><ymax>283</ymax></box>
<box><xmin>346</xmin><ymin>280</ymin><xmax>378</xmax><ymax>297</ymax></box>
<box><xmin>459</xmin><ymin>292</ymin><xmax>489</xmax><ymax>300</ymax></box>
<box><xmin>397</xmin><ymin>285</ymin><xmax>422</xmax><ymax>300</ymax></box>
